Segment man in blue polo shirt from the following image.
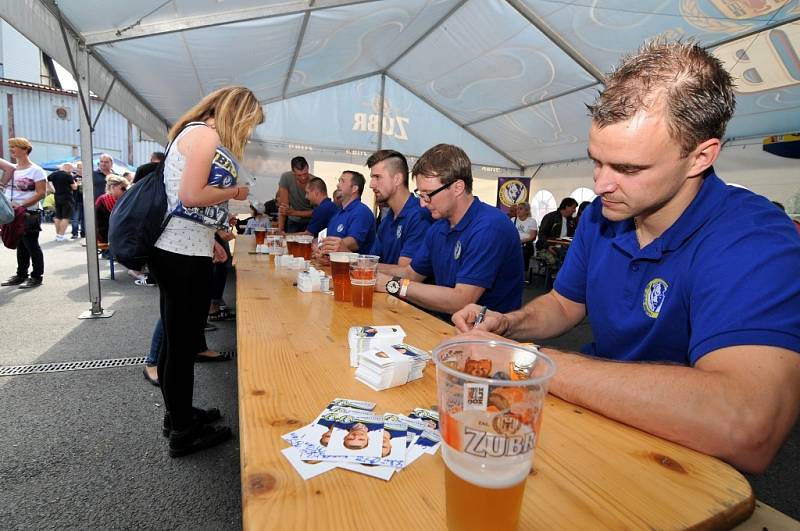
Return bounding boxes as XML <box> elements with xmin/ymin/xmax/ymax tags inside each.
<box><xmin>319</xmin><ymin>170</ymin><xmax>375</xmax><ymax>253</ymax></box>
<box><xmin>375</xmin><ymin>144</ymin><xmax>523</xmax><ymax>316</ymax></box>
<box><xmin>453</xmin><ymin>41</ymin><xmax>800</xmax><ymax>474</ymax></box>
<box><xmin>304</xmin><ymin>177</ymin><xmax>339</xmax><ymax>238</ymax></box>
<box><xmin>367</xmin><ymin>149</ymin><xmax>432</xmax><ymax>265</ymax></box>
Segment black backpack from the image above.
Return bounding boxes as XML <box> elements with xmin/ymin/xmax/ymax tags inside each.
<box><xmin>108</xmin><ymin>160</ymin><xmax>170</xmax><ymax>271</ymax></box>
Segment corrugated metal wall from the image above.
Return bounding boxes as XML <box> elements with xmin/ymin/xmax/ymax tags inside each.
<box><xmin>0</xmin><ymin>82</ymin><xmax>163</xmax><ymax>166</ymax></box>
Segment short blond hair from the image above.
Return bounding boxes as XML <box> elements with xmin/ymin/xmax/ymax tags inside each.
<box><xmin>105</xmin><ymin>174</ymin><xmax>127</xmax><ymax>193</ymax></box>
<box><xmin>8</xmin><ymin>137</ymin><xmax>32</xmax><ymax>154</ymax></box>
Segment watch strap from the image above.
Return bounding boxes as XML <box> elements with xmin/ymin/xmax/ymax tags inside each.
<box><xmin>399</xmin><ymin>278</ymin><xmax>410</xmax><ymax>298</ymax></box>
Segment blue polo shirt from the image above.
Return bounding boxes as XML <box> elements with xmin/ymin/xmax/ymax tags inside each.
<box><xmin>371</xmin><ymin>194</ymin><xmax>433</xmax><ymax>264</ymax></box>
<box><xmin>555</xmin><ymin>170</ymin><xmax>800</xmax><ymax>365</ymax></box>
<box><xmin>307</xmin><ymin>197</ymin><xmax>339</xmax><ymax>237</ymax></box>
<box><xmin>411</xmin><ymin>197</ymin><xmax>523</xmax><ymax>313</ymax></box>
<box><xmin>326</xmin><ymin>197</ymin><xmax>376</xmax><ymax>252</ymax></box>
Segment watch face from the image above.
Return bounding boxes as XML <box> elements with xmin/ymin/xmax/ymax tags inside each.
<box><xmin>387</xmin><ymin>280</ymin><xmax>400</xmax><ymax>294</ymax></box>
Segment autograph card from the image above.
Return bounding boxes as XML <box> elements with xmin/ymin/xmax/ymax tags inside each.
<box><xmin>324</xmin><ymin>412</ymin><xmax>385</xmax><ymax>461</ymax></box>
<box><xmin>409</xmin><ymin>407</ymin><xmax>439</xmax><ymax>431</ymax></box>
<box><xmin>281</xmin><ymin>447</ymin><xmax>336</xmax><ymax>480</ymax></box>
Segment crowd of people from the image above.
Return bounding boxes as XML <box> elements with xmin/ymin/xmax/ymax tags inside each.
<box><xmin>0</xmin><ymin>41</ymin><xmax>797</xmax><ymax>472</ymax></box>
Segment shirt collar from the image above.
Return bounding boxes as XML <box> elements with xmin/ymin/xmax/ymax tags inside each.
<box><xmin>342</xmin><ymin>197</ymin><xmax>362</xmax><ymax>212</ymax></box>
<box><xmin>394</xmin><ymin>194</ymin><xmax>419</xmax><ymax>222</ymax></box>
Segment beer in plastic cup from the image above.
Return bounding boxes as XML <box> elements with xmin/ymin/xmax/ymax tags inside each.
<box><xmin>330</xmin><ymin>252</ymin><xmax>356</xmax><ymax>302</ymax></box>
<box><xmin>433</xmin><ymin>339</ymin><xmax>556</xmax><ymax>531</ymax></box>
<box><xmin>349</xmin><ymin>254</ymin><xmax>379</xmax><ymax>308</ymax></box>
<box><xmin>285</xmin><ymin>235</ymin><xmax>297</xmax><ymax>257</ymax></box>
<box><xmin>296</xmin><ymin>235</ymin><xmax>314</xmax><ymax>260</ymax></box>
<box><xmin>254</xmin><ymin>227</ymin><xmax>266</xmax><ymax>245</ymax></box>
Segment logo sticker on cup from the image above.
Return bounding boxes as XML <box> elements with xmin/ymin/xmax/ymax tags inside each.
<box><xmin>463</xmin><ymin>382</ymin><xmax>488</xmax><ymax>410</ymax></box>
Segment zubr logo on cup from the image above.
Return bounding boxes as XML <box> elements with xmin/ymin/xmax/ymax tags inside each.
<box><xmin>498</xmin><ymin>179</ymin><xmax>528</xmax><ymax>208</ymax></box>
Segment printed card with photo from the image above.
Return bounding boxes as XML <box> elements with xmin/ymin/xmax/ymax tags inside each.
<box><xmin>281</xmin><ymin>447</ymin><xmax>336</xmax><ymax>480</ymax></box>
<box><xmin>323</xmin><ymin>412</ymin><xmax>385</xmax><ymax>461</ymax></box>
<box><xmin>282</xmin><ymin>405</ymin><xmax>367</xmax><ymax>451</ymax></box>
<box><xmin>396</xmin><ymin>414</ymin><xmax>430</xmax><ymax>447</ymax></box>
<box><xmin>336</xmin><ymin>461</ymin><xmax>395</xmax><ymax>481</ymax></box>
<box><xmin>406</xmin><ymin>429</ymin><xmax>442</xmax><ymax>466</ymax></box>
<box><xmin>409</xmin><ymin>407</ymin><xmax>439</xmax><ymax>431</ymax></box>
<box><xmin>391</xmin><ymin>343</ymin><xmax>431</xmax><ymax>361</ymax></box>
<box><xmin>328</xmin><ymin>398</ymin><xmax>376</xmax><ymax>411</ymax></box>
<box><xmin>375</xmin><ymin>414</ymin><xmax>407</xmax><ymax>469</ymax></box>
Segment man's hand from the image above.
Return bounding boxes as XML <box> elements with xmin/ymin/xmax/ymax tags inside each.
<box><xmin>452</xmin><ymin>303</ymin><xmax>509</xmax><ymax>335</ymax></box>
<box><xmin>278</xmin><ymin>203</ymin><xmax>292</xmax><ymax>216</ymax></box>
<box><xmin>375</xmin><ymin>271</ymin><xmax>391</xmax><ymax>293</ymax></box>
<box><xmin>319</xmin><ymin>236</ymin><xmax>345</xmax><ymax>254</ymax></box>
<box><xmin>212</xmin><ymin>241</ymin><xmax>228</xmax><ymax>263</ymax></box>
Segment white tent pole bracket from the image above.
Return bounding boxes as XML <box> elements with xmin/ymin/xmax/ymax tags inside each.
<box><xmin>83</xmin><ymin>0</ymin><xmax>383</xmax><ymax>46</ymax></box>
<box><xmin>384</xmin><ymin>73</ymin><xmax>524</xmax><ymax>172</ymax></box>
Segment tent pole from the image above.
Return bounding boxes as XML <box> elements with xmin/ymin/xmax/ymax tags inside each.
<box><xmin>377</xmin><ymin>74</ymin><xmax>386</xmax><ymax>151</ymax></box>
<box><xmin>75</xmin><ymin>44</ymin><xmax>113</xmax><ymax>319</ymax></box>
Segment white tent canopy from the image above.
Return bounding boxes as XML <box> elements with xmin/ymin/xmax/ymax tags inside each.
<box><xmin>4</xmin><ymin>0</ymin><xmax>799</xmax><ymax>170</ymax></box>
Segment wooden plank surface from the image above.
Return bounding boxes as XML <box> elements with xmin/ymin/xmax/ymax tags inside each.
<box><xmin>235</xmin><ymin>236</ymin><xmax>754</xmax><ymax>530</ymax></box>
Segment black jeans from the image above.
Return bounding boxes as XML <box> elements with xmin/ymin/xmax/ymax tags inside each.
<box><xmin>17</xmin><ymin>211</ymin><xmax>44</xmax><ymax>279</ymax></box>
<box><xmin>150</xmin><ymin>248</ymin><xmax>213</xmax><ymax>431</ymax></box>
<box><xmin>210</xmin><ymin>235</ymin><xmax>231</xmax><ymax>303</ymax></box>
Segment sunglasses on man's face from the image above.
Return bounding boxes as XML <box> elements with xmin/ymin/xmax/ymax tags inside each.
<box><xmin>413</xmin><ymin>179</ymin><xmax>460</xmax><ymax>203</ymax></box>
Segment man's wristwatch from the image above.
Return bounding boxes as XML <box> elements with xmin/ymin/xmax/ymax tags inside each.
<box><xmin>386</xmin><ymin>276</ymin><xmax>402</xmax><ymax>296</ymax></box>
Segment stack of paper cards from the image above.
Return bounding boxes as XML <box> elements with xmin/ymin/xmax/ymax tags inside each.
<box><xmin>391</xmin><ymin>343</ymin><xmax>431</xmax><ymax>382</ymax></box>
<box><xmin>354</xmin><ymin>343</ymin><xmax>430</xmax><ymax>391</ymax></box>
<box><xmin>281</xmin><ymin>398</ymin><xmax>440</xmax><ymax>482</ymax></box>
<box><xmin>347</xmin><ymin>325</ymin><xmax>406</xmax><ymax>368</ymax></box>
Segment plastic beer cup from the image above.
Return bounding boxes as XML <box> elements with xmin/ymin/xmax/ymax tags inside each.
<box><xmin>433</xmin><ymin>339</ymin><xmax>556</xmax><ymax>531</ymax></box>
<box><xmin>330</xmin><ymin>252</ymin><xmax>356</xmax><ymax>302</ymax></box>
<box><xmin>349</xmin><ymin>254</ymin><xmax>379</xmax><ymax>308</ymax></box>
<box><xmin>296</xmin><ymin>235</ymin><xmax>314</xmax><ymax>260</ymax></box>
<box><xmin>254</xmin><ymin>227</ymin><xmax>266</xmax><ymax>245</ymax></box>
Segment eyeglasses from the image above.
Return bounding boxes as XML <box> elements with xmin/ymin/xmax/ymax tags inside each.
<box><xmin>413</xmin><ymin>179</ymin><xmax>459</xmax><ymax>202</ymax></box>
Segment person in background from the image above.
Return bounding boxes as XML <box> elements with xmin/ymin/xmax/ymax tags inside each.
<box><xmin>122</xmin><ymin>171</ymin><xmax>134</xmax><ymax>185</ymax></box>
<box><xmin>149</xmin><ymin>85</ymin><xmax>262</xmax><ymax>457</ymax></box>
<box><xmin>150</xmin><ymin>151</ymin><xmax>166</xmax><ymax>164</ymax></box>
<box><xmin>93</xmin><ymin>153</ymin><xmax>114</xmax><ymax>203</ymax></box>
<box><xmin>367</xmin><ymin>149</ymin><xmax>432</xmax><ymax>266</ymax></box>
<box><xmin>576</xmin><ymin>200</ymin><xmax>592</xmax><ymax>225</ymax></box>
<box><xmin>535</xmin><ymin>197</ymin><xmax>577</xmax><ymax>272</ymax></box>
<box><xmin>278</xmin><ymin>156</ymin><xmax>316</xmax><ymax>233</ymax></box>
<box><xmin>94</xmin><ymin>174</ymin><xmax>127</xmax><ymax>244</ymax></box>
<box><xmin>303</xmin><ymin>177</ymin><xmax>339</xmax><ymax>239</ymax></box>
<box><xmin>453</xmin><ymin>40</ymin><xmax>800</xmax><ymax>474</ymax></box>
<box><xmin>375</xmin><ymin>144</ymin><xmax>523</xmax><ymax>317</ymax></box>
<box><xmin>318</xmin><ymin>171</ymin><xmax>375</xmax><ymax>254</ymax></box>
<box><xmin>70</xmin><ymin>161</ymin><xmax>85</xmax><ymax>239</ymax></box>
<box><xmin>511</xmin><ymin>202</ymin><xmax>538</xmax><ymax>275</ymax></box>
<box><xmin>47</xmin><ymin>162</ymin><xmax>77</xmax><ymax>242</ymax></box>
<box><xmin>332</xmin><ymin>189</ymin><xmax>343</xmax><ymax>209</ymax></box>
<box><xmin>0</xmin><ymin>137</ymin><xmax>48</xmax><ymax>289</ymax></box>
<box><xmin>243</xmin><ymin>201</ymin><xmax>271</xmax><ymax>234</ymax></box>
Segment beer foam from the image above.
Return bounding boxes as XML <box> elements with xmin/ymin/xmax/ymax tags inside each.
<box><xmin>442</xmin><ymin>445</ymin><xmax>531</xmax><ymax>490</ymax></box>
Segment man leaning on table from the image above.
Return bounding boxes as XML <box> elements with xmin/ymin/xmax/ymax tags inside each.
<box><xmin>304</xmin><ymin>177</ymin><xmax>339</xmax><ymax>238</ymax></box>
<box><xmin>453</xmin><ymin>40</ymin><xmax>800</xmax><ymax>474</ymax></box>
<box><xmin>367</xmin><ymin>149</ymin><xmax>432</xmax><ymax>265</ymax></box>
<box><xmin>318</xmin><ymin>170</ymin><xmax>375</xmax><ymax>253</ymax></box>
<box><xmin>375</xmin><ymin>144</ymin><xmax>523</xmax><ymax>316</ymax></box>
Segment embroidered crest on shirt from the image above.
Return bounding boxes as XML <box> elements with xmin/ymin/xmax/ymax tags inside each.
<box><xmin>643</xmin><ymin>278</ymin><xmax>669</xmax><ymax>319</ymax></box>
<box><xmin>454</xmin><ymin>240</ymin><xmax>462</xmax><ymax>260</ymax></box>
<box><xmin>337</xmin><ymin>223</ymin><xmax>345</xmax><ymax>233</ymax></box>
<box><xmin>396</xmin><ymin>224</ymin><xmax>402</xmax><ymax>239</ymax></box>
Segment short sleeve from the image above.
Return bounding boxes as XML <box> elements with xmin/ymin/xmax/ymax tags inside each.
<box><xmin>687</xmin><ymin>216</ymin><xmax>800</xmax><ymax>363</ymax></box>
<box><xmin>307</xmin><ymin>207</ymin><xmax>325</xmax><ymax>236</ymax></box>
<box><xmin>278</xmin><ymin>172</ymin><xmax>291</xmax><ymax>189</ymax></box>
<box><xmin>456</xmin><ymin>226</ymin><xmax>517</xmax><ymax>288</ymax></box>
<box><xmin>346</xmin><ymin>208</ymin><xmax>375</xmax><ymax>251</ymax></box>
<box><xmin>410</xmin><ymin>230</ymin><xmax>434</xmax><ymax>278</ymax></box>
<box><xmin>399</xmin><ymin>212</ymin><xmax>431</xmax><ymax>260</ymax></box>
<box><xmin>553</xmin><ymin>207</ymin><xmax>592</xmax><ymax>304</ymax></box>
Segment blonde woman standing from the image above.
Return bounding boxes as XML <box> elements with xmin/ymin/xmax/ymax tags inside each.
<box><xmin>151</xmin><ymin>86</ymin><xmax>263</xmax><ymax>457</ymax></box>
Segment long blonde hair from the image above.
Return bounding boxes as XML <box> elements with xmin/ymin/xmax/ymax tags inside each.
<box><xmin>169</xmin><ymin>86</ymin><xmax>264</xmax><ymax>159</ymax></box>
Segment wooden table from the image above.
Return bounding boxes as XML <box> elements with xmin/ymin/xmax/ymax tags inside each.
<box><xmin>235</xmin><ymin>236</ymin><xmax>754</xmax><ymax>530</ymax></box>
<box><xmin>546</xmin><ymin>238</ymin><xmax>573</xmax><ymax>247</ymax></box>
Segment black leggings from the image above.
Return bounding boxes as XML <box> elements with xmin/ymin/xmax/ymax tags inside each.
<box><xmin>150</xmin><ymin>248</ymin><xmax>213</xmax><ymax>431</ymax></box>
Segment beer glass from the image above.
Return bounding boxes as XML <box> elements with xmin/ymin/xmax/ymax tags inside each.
<box><xmin>330</xmin><ymin>252</ymin><xmax>356</xmax><ymax>302</ymax></box>
<box><xmin>349</xmin><ymin>254</ymin><xmax>379</xmax><ymax>308</ymax></box>
<box><xmin>286</xmin><ymin>235</ymin><xmax>298</xmax><ymax>257</ymax></box>
<box><xmin>296</xmin><ymin>235</ymin><xmax>314</xmax><ymax>260</ymax></box>
<box><xmin>433</xmin><ymin>339</ymin><xmax>556</xmax><ymax>531</ymax></box>
<box><xmin>254</xmin><ymin>227</ymin><xmax>266</xmax><ymax>245</ymax></box>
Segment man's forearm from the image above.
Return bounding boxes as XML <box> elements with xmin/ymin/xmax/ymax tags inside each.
<box><xmin>543</xmin><ymin>349</ymin><xmax>790</xmax><ymax>473</ymax></box>
<box><xmin>504</xmin><ymin>291</ymin><xmax>580</xmax><ymax>341</ymax></box>
<box><xmin>289</xmin><ymin>208</ymin><xmax>312</xmax><ymax>218</ymax></box>
<box><xmin>403</xmin><ymin>283</ymin><xmax>476</xmax><ymax>314</ymax></box>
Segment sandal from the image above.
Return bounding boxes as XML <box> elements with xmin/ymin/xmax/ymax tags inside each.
<box><xmin>195</xmin><ymin>350</ymin><xmax>234</xmax><ymax>363</ymax></box>
<box><xmin>208</xmin><ymin>308</ymin><xmax>236</xmax><ymax>321</ymax></box>
<box><xmin>163</xmin><ymin>407</ymin><xmax>222</xmax><ymax>437</ymax></box>
<box><xmin>168</xmin><ymin>422</ymin><xmax>232</xmax><ymax>458</ymax></box>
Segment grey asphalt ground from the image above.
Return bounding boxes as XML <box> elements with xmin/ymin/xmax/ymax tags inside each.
<box><xmin>0</xmin><ymin>223</ymin><xmax>797</xmax><ymax>529</ymax></box>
